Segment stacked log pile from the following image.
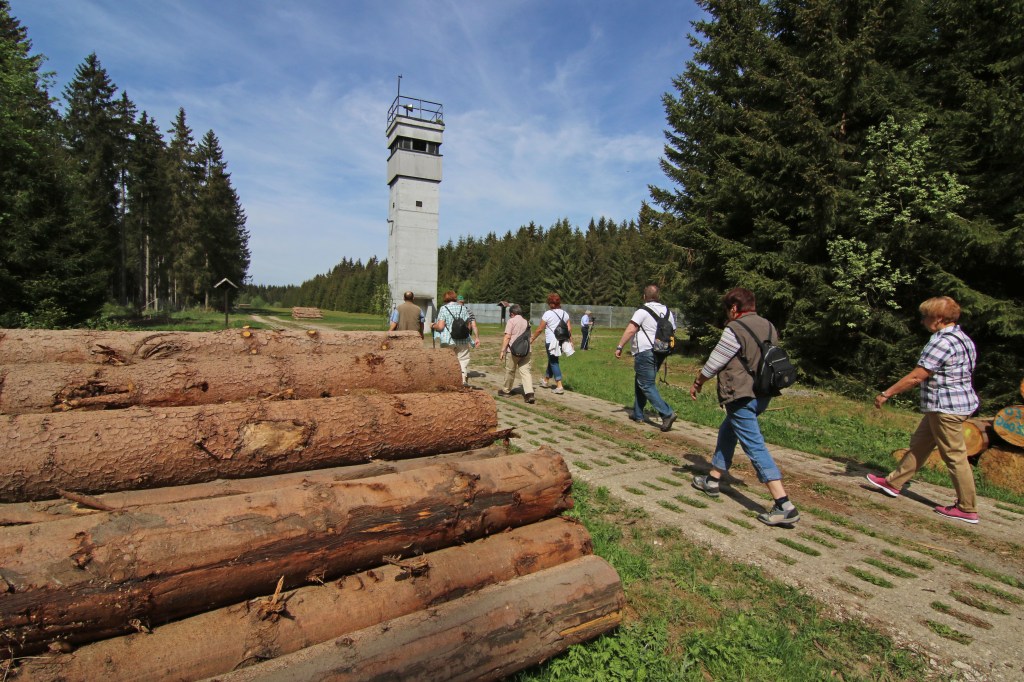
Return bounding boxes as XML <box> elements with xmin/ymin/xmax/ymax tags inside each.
<box><xmin>0</xmin><ymin>328</ymin><xmax>623</xmax><ymax>681</ymax></box>
<box><xmin>291</xmin><ymin>307</ymin><xmax>323</xmax><ymax>319</ymax></box>
<box><xmin>891</xmin><ymin>377</ymin><xmax>1024</xmax><ymax>494</ymax></box>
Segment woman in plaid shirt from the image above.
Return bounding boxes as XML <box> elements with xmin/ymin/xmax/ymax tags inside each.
<box><xmin>866</xmin><ymin>297</ymin><xmax>980</xmax><ymax>524</ymax></box>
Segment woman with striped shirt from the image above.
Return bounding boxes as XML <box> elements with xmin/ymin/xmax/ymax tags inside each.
<box><xmin>866</xmin><ymin>296</ymin><xmax>980</xmax><ymax>524</ymax></box>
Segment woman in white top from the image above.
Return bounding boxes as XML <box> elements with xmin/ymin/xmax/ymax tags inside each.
<box><xmin>530</xmin><ymin>293</ymin><xmax>571</xmax><ymax>394</ymax></box>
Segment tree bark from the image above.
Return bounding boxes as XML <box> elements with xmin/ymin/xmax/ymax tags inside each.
<box><xmin>1</xmin><ymin>348</ymin><xmax>460</xmax><ymax>414</ymax></box>
<box><xmin>993</xmin><ymin>405</ymin><xmax>1024</xmax><ymax>448</ymax></box>
<box><xmin>209</xmin><ymin>555</ymin><xmax>624</xmax><ymax>682</ymax></box>
<box><xmin>13</xmin><ymin>518</ymin><xmax>591</xmax><ymax>682</ymax></box>
<box><xmin>0</xmin><ymin>444</ymin><xmax>509</xmax><ymax>526</ymax></box>
<box><xmin>0</xmin><ymin>329</ymin><xmax>422</xmax><ymax>366</ymax></box>
<box><xmin>0</xmin><ymin>392</ymin><xmax>501</xmax><ymax>502</ymax></box>
<box><xmin>0</xmin><ymin>451</ymin><xmax>573</xmax><ymax>654</ymax></box>
<box><xmin>978</xmin><ymin>445</ymin><xmax>1024</xmax><ymax>494</ymax></box>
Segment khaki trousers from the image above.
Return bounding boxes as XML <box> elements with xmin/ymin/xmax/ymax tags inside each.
<box><xmin>454</xmin><ymin>346</ymin><xmax>471</xmax><ymax>384</ymax></box>
<box><xmin>888</xmin><ymin>412</ymin><xmax>977</xmax><ymax>512</ymax></box>
<box><xmin>502</xmin><ymin>353</ymin><xmax>534</xmax><ymax>395</ymax></box>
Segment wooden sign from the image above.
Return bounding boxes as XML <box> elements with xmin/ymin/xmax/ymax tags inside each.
<box><xmin>994</xmin><ymin>405</ymin><xmax>1024</xmax><ymax>448</ymax></box>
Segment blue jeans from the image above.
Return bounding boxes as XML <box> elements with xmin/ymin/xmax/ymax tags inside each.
<box><xmin>632</xmin><ymin>350</ymin><xmax>672</xmax><ymax>420</ymax></box>
<box><xmin>545</xmin><ymin>351</ymin><xmax>562</xmax><ymax>381</ymax></box>
<box><xmin>711</xmin><ymin>396</ymin><xmax>782</xmax><ymax>483</ymax></box>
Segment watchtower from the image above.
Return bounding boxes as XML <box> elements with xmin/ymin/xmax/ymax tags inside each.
<box><xmin>386</xmin><ymin>89</ymin><xmax>444</xmax><ymax>321</ymax></box>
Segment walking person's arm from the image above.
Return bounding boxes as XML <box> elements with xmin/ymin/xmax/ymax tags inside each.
<box><xmin>614</xmin><ymin>323</ymin><xmax>639</xmax><ymax>359</ymax></box>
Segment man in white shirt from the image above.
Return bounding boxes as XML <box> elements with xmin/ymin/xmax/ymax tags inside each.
<box><xmin>614</xmin><ymin>285</ymin><xmax>677</xmax><ymax>432</ymax></box>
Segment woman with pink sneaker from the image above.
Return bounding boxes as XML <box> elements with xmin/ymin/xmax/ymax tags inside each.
<box><xmin>866</xmin><ymin>296</ymin><xmax>980</xmax><ymax>524</ymax></box>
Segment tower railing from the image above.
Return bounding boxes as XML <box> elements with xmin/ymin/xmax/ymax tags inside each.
<box><xmin>388</xmin><ymin>95</ymin><xmax>444</xmax><ymax>127</ymax></box>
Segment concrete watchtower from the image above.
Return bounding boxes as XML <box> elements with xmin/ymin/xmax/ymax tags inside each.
<box><xmin>386</xmin><ymin>88</ymin><xmax>444</xmax><ymax>321</ymax></box>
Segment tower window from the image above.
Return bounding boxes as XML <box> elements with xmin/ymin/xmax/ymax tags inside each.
<box><xmin>391</xmin><ymin>137</ymin><xmax>440</xmax><ymax>155</ymax></box>
<box><xmin>416</xmin><ymin>201</ymin><xmax>423</xmax><ymax>207</ymax></box>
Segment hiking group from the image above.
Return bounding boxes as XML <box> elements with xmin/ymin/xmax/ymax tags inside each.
<box><xmin>430</xmin><ymin>285</ymin><xmax>981</xmax><ymax>527</ymax></box>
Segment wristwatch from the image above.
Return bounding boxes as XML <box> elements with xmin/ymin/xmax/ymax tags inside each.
<box><xmin>616</xmin><ymin>345</ymin><xmax>623</xmax><ymax>351</ymax></box>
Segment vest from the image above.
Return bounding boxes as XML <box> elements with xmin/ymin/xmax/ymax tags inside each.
<box><xmin>395</xmin><ymin>301</ymin><xmax>423</xmax><ymax>333</ymax></box>
<box><xmin>717</xmin><ymin>313</ymin><xmax>775</xmax><ymax>405</ymax></box>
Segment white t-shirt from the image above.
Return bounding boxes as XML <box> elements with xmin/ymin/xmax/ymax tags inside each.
<box><xmin>542</xmin><ymin>309</ymin><xmax>570</xmax><ymax>351</ymax></box>
<box><xmin>630</xmin><ymin>302</ymin><xmax>675</xmax><ymax>354</ymax></box>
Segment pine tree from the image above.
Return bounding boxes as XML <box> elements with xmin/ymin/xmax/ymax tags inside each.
<box><xmin>0</xmin><ymin>2</ymin><xmax>104</xmax><ymax>326</ymax></box>
<box><xmin>165</xmin><ymin>108</ymin><xmax>203</xmax><ymax>307</ymax></box>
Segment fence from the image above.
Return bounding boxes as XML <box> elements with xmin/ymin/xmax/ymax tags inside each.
<box><xmin>458</xmin><ymin>302</ymin><xmax>684</xmax><ymax>330</ymax></box>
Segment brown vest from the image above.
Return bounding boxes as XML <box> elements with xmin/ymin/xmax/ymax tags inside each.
<box><xmin>717</xmin><ymin>313</ymin><xmax>776</xmax><ymax>405</ymax></box>
<box><xmin>395</xmin><ymin>301</ymin><xmax>423</xmax><ymax>333</ymax></box>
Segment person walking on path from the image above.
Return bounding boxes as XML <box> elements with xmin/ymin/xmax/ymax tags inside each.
<box><xmin>530</xmin><ymin>293</ymin><xmax>571</xmax><ymax>394</ymax></box>
<box><xmin>580</xmin><ymin>310</ymin><xmax>594</xmax><ymax>350</ymax></box>
<box><xmin>497</xmin><ymin>304</ymin><xmax>535</xmax><ymax>403</ymax></box>
<box><xmin>388</xmin><ymin>290</ymin><xmax>424</xmax><ymax>338</ymax></box>
<box><xmin>866</xmin><ymin>296</ymin><xmax>980</xmax><ymax>524</ymax></box>
<box><xmin>615</xmin><ymin>285</ymin><xmax>677</xmax><ymax>432</ymax></box>
<box><xmin>689</xmin><ymin>287</ymin><xmax>799</xmax><ymax>526</ymax></box>
<box><xmin>431</xmin><ymin>291</ymin><xmax>479</xmax><ymax>386</ymax></box>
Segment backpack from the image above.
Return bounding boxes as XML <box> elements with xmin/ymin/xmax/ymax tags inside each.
<box><xmin>553</xmin><ymin>311</ymin><xmax>571</xmax><ymax>343</ymax></box>
<box><xmin>640</xmin><ymin>305</ymin><xmax>676</xmax><ymax>355</ymax></box>
<box><xmin>447</xmin><ymin>306</ymin><xmax>470</xmax><ymax>340</ymax></box>
<box><xmin>509</xmin><ymin>325</ymin><xmax>532</xmax><ymax>357</ymax></box>
<box><xmin>730</xmin><ymin>318</ymin><xmax>797</xmax><ymax>396</ymax></box>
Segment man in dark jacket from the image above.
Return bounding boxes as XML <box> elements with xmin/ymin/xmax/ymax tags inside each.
<box><xmin>688</xmin><ymin>287</ymin><xmax>799</xmax><ymax>526</ymax></box>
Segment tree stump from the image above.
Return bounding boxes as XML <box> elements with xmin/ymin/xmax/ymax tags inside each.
<box><xmin>993</xmin><ymin>405</ymin><xmax>1024</xmax><ymax>448</ymax></box>
<box><xmin>977</xmin><ymin>446</ymin><xmax>1024</xmax><ymax>494</ymax></box>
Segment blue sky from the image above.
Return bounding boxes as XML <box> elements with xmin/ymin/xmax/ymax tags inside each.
<box><xmin>11</xmin><ymin>0</ymin><xmax>705</xmax><ymax>286</ymax></box>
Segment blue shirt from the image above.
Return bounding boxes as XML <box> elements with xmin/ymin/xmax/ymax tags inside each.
<box><xmin>917</xmin><ymin>325</ymin><xmax>978</xmax><ymax>415</ymax></box>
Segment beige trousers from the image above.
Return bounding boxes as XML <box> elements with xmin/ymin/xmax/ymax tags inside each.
<box><xmin>888</xmin><ymin>412</ymin><xmax>977</xmax><ymax>512</ymax></box>
<box><xmin>454</xmin><ymin>346</ymin><xmax>471</xmax><ymax>384</ymax></box>
<box><xmin>502</xmin><ymin>353</ymin><xmax>534</xmax><ymax>395</ymax></box>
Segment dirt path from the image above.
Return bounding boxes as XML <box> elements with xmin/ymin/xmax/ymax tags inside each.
<box><xmin>247</xmin><ymin>313</ymin><xmax>335</xmax><ymax>332</ymax></box>
<box><xmin>464</xmin><ymin>349</ymin><xmax>1023</xmax><ymax>681</ymax></box>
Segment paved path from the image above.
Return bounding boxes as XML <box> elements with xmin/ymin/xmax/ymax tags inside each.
<box><xmin>470</xmin><ymin>363</ymin><xmax>1024</xmax><ymax>682</ymax></box>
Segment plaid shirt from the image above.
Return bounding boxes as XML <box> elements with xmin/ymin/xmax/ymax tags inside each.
<box><xmin>435</xmin><ymin>303</ymin><xmax>475</xmax><ymax>347</ymax></box>
<box><xmin>918</xmin><ymin>325</ymin><xmax>978</xmax><ymax>415</ymax></box>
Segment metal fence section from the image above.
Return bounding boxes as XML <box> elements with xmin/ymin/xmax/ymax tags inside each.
<box><xmin>462</xmin><ymin>302</ymin><xmax>684</xmax><ymax>330</ymax></box>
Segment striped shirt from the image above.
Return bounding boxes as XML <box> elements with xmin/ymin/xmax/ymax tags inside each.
<box><xmin>918</xmin><ymin>325</ymin><xmax>978</xmax><ymax>415</ymax></box>
<box><xmin>700</xmin><ymin>327</ymin><xmax>741</xmax><ymax>379</ymax></box>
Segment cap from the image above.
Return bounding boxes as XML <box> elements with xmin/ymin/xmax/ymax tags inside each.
<box><xmin>585</xmin><ymin>310</ymin><xmax>592</xmax><ymax>314</ymax></box>
<box><xmin>456</xmin><ymin>294</ymin><xmax>465</xmax><ymax>301</ymax></box>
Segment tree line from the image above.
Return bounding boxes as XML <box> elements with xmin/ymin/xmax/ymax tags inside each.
<box><xmin>1</xmin><ymin>2</ymin><xmax>250</xmax><ymax>328</ymax></box>
<box><xmin>245</xmin><ymin>214</ymin><xmax>668</xmax><ymax>314</ymax></box>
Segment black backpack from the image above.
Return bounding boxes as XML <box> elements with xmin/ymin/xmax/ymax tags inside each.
<box><xmin>553</xmin><ymin>312</ymin><xmax>571</xmax><ymax>343</ymax></box>
<box><xmin>731</xmin><ymin>318</ymin><xmax>797</xmax><ymax>396</ymax></box>
<box><xmin>640</xmin><ymin>305</ymin><xmax>676</xmax><ymax>355</ymax></box>
<box><xmin>447</xmin><ymin>306</ymin><xmax>470</xmax><ymax>340</ymax></box>
<box><xmin>509</xmin><ymin>325</ymin><xmax>531</xmax><ymax>357</ymax></box>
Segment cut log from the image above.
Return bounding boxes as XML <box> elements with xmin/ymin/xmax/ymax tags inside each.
<box><xmin>291</xmin><ymin>307</ymin><xmax>323</xmax><ymax>319</ymax></box>
<box><xmin>0</xmin><ymin>328</ymin><xmax>421</xmax><ymax>366</ymax></box>
<box><xmin>993</xmin><ymin>405</ymin><xmax>1024</xmax><ymax>448</ymax></box>
<box><xmin>0</xmin><ymin>391</ymin><xmax>501</xmax><ymax>502</ymax></box>
<box><xmin>209</xmin><ymin>555</ymin><xmax>624</xmax><ymax>682</ymax></box>
<box><xmin>0</xmin><ymin>444</ymin><xmax>509</xmax><ymax>526</ymax></box>
<box><xmin>0</xmin><ymin>347</ymin><xmax>461</xmax><ymax>414</ymax></box>
<box><xmin>14</xmin><ymin>518</ymin><xmax>591</xmax><ymax>682</ymax></box>
<box><xmin>978</xmin><ymin>445</ymin><xmax>1024</xmax><ymax>494</ymax></box>
<box><xmin>0</xmin><ymin>450</ymin><xmax>573</xmax><ymax>654</ymax></box>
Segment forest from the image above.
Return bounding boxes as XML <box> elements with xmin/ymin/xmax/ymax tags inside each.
<box><xmin>0</xmin><ymin>2</ymin><xmax>250</xmax><ymax>328</ymax></box>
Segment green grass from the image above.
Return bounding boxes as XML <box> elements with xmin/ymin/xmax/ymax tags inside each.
<box><xmin>811</xmin><ymin>524</ymin><xmax>855</xmax><ymax>543</ymax></box>
<box><xmin>699</xmin><ymin>519</ymin><xmax>733</xmax><ymax>535</ymax></box>
<box><xmin>640</xmin><ymin>481</ymin><xmax>667</xmax><ymax>491</ymax></box>
<box><xmin>863</xmin><ymin>558</ymin><xmax>917</xmax><ymax>579</ymax></box>
<box><xmin>673</xmin><ymin>494</ymin><xmax>709</xmax><ymax>509</ymax></box>
<box><xmin>845</xmin><ymin>567</ymin><xmax>894</xmax><ymax>588</ymax></box>
<box><xmin>516</xmin><ymin>480</ymin><xmax>930</xmax><ymax>681</ymax></box>
<box><xmin>923</xmin><ymin>619</ymin><xmax>973</xmax><ymax>645</ymax></box>
<box><xmin>655</xmin><ymin>476</ymin><xmax>684</xmax><ymax>488</ymax></box>
<box><xmin>572</xmin><ymin>461</ymin><xmax>592</xmax><ymax>471</ymax></box>
<box><xmin>965</xmin><ymin>582</ymin><xmax>1024</xmax><ymax>605</ymax></box>
<box><xmin>726</xmin><ymin>516</ymin><xmax>755</xmax><ymax>530</ymax></box>
<box><xmin>776</xmin><ymin>538</ymin><xmax>821</xmax><ymax>557</ymax></box>
<box><xmin>950</xmin><ymin>591</ymin><xmax>1009</xmax><ymax>615</ymax></box>
<box><xmin>798</xmin><ymin>532</ymin><xmax>837</xmax><ymax>549</ymax></box>
<box><xmin>623</xmin><ymin>486</ymin><xmax>646</xmax><ymax>496</ymax></box>
<box><xmin>881</xmin><ymin>549</ymin><xmax>933</xmax><ymax>570</ymax></box>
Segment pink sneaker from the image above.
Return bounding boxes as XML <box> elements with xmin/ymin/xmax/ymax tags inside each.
<box><xmin>934</xmin><ymin>504</ymin><xmax>979</xmax><ymax>524</ymax></box>
<box><xmin>865</xmin><ymin>473</ymin><xmax>900</xmax><ymax>498</ymax></box>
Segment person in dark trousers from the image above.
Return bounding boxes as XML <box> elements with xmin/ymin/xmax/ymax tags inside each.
<box><xmin>689</xmin><ymin>287</ymin><xmax>799</xmax><ymax>526</ymax></box>
<box><xmin>614</xmin><ymin>285</ymin><xmax>677</xmax><ymax>432</ymax></box>
<box><xmin>580</xmin><ymin>310</ymin><xmax>594</xmax><ymax>350</ymax></box>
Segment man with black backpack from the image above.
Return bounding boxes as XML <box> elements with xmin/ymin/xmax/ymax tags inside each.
<box><xmin>689</xmin><ymin>287</ymin><xmax>799</xmax><ymax>527</ymax></box>
<box><xmin>614</xmin><ymin>285</ymin><xmax>678</xmax><ymax>432</ymax></box>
